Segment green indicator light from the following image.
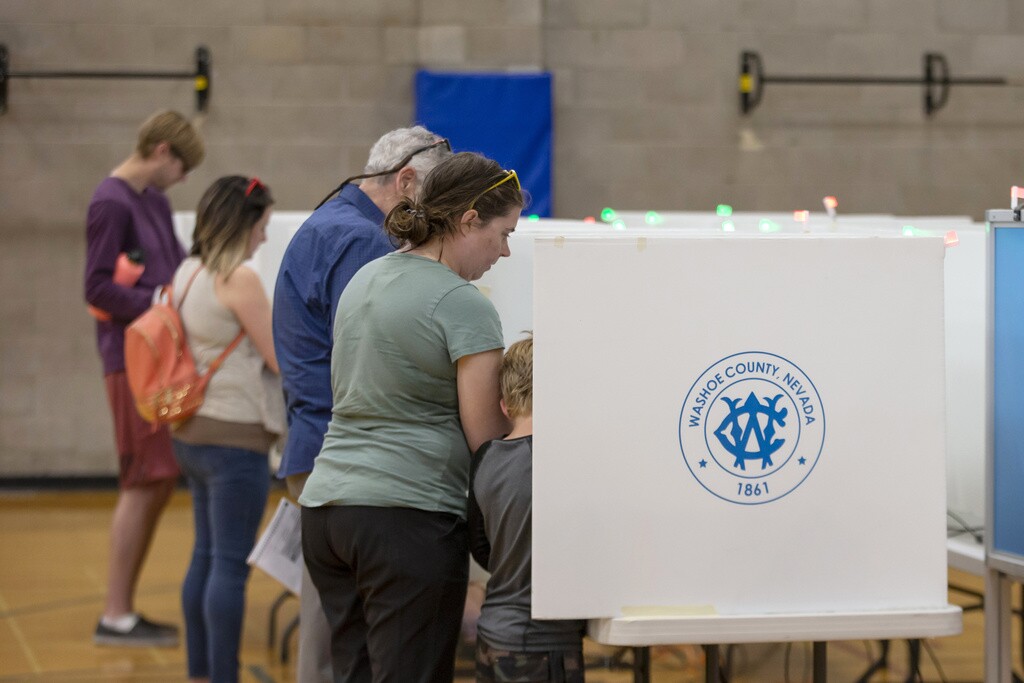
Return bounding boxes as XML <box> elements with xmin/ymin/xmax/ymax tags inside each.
<box><xmin>716</xmin><ymin>204</ymin><xmax>733</xmax><ymax>217</ymax></box>
<box><xmin>601</xmin><ymin>208</ymin><xmax>616</xmax><ymax>222</ymax></box>
<box><xmin>612</xmin><ymin>219</ymin><xmax>626</xmax><ymax>230</ymax></box>
<box><xmin>644</xmin><ymin>211</ymin><xmax>662</xmax><ymax>225</ymax></box>
<box><xmin>901</xmin><ymin>225</ymin><xmax>915</xmax><ymax>237</ymax></box>
<box><xmin>758</xmin><ymin>219</ymin><xmax>779</xmax><ymax>233</ymax></box>
<box><xmin>527</xmin><ymin>214</ymin><xmax>540</xmax><ymax>222</ymax></box>
<box><xmin>721</xmin><ymin>220</ymin><xmax>735</xmax><ymax>232</ymax></box>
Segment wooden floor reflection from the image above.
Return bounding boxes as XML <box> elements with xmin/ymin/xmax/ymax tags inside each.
<box><xmin>0</xmin><ymin>489</ymin><xmax>998</xmax><ymax>682</ymax></box>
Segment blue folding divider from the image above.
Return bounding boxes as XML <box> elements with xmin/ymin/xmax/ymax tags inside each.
<box><xmin>415</xmin><ymin>70</ymin><xmax>553</xmax><ymax>217</ymax></box>
<box><xmin>991</xmin><ymin>209</ymin><xmax>1024</xmax><ymax>576</ymax></box>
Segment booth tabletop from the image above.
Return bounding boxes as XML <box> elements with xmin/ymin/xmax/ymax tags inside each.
<box><xmin>588</xmin><ymin>606</ymin><xmax>963</xmax><ymax>646</ymax></box>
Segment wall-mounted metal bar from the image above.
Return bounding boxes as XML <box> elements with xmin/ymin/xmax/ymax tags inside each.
<box><xmin>0</xmin><ymin>45</ymin><xmax>210</xmax><ymax>115</ymax></box>
<box><xmin>739</xmin><ymin>50</ymin><xmax>1007</xmax><ymax>116</ymax></box>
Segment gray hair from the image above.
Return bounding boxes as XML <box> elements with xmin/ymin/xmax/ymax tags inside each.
<box><xmin>363</xmin><ymin>126</ymin><xmax>450</xmax><ymax>185</ymax></box>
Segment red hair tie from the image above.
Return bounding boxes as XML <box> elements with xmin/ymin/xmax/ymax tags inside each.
<box><xmin>245</xmin><ymin>177</ymin><xmax>264</xmax><ymax>197</ymax></box>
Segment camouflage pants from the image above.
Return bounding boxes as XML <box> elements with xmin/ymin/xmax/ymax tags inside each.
<box><xmin>476</xmin><ymin>639</ymin><xmax>584</xmax><ymax>682</ymax></box>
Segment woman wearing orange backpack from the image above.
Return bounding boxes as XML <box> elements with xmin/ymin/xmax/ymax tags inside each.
<box><xmin>169</xmin><ymin>176</ymin><xmax>278</xmax><ymax>683</ymax></box>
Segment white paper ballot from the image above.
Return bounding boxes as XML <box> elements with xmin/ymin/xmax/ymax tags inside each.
<box><xmin>246</xmin><ymin>498</ymin><xmax>303</xmax><ymax>595</ymax></box>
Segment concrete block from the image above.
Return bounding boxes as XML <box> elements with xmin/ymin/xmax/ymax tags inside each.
<box><xmin>830</xmin><ymin>34</ymin><xmax>929</xmax><ymax>75</ymax></box>
<box><xmin>971</xmin><ymin>35</ymin><xmax>1024</xmax><ymax>72</ymax></box>
<box><xmin>866</xmin><ymin>0</ymin><xmax>940</xmax><ymax>32</ymax></box>
<box><xmin>0</xmin><ymin>23</ymin><xmax>75</xmax><ymax>66</ymax></box>
<box><xmin>938</xmin><ymin>0</ymin><xmax>1010</xmax><ymax>32</ymax></box>
<box><xmin>553</xmin><ymin>105</ymin><xmax>614</xmax><ymax>145</ymax></box>
<box><xmin>268</xmin><ymin>65</ymin><xmax>347</xmax><ymax>102</ymax></box>
<box><xmin>384</xmin><ymin>28</ymin><xmax>421</xmax><ymax>65</ymax></box>
<box><xmin>207</xmin><ymin>65</ymin><xmax>276</xmax><ymax>104</ymax></box>
<box><xmin>645</xmin><ymin>144</ymin><xmax>735</xmax><ymax>187</ymax></box>
<box><xmin>544</xmin><ymin>0</ymin><xmax>647</xmax><ymax>29</ymax></box>
<box><xmin>112</xmin><ymin>0</ymin><xmax>207</xmax><ymax>25</ymax></box>
<box><xmin>185</xmin><ymin>0</ymin><xmax>267</xmax><ymax>24</ymax></box>
<box><xmin>419</xmin><ymin>0</ymin><xmax>541</xmax><ymax>26</ymax></box>
<box><xmin>418</xmin><ymin>26</ymin><xmax>467</xmax><ymax>65</ymax></box>
<box><xmin>0</xmin><ymin>333</ymin><xmax>41</xmax><ymax>383</ymax></box>
<box><xmin>0</xmin><ymin>377</ymin><xmax>34</xmax><ymax>417</ymax></box>
<box><xmin>231</xmin><ymin>25</ymin><xmax>307</xmax><ymax>65</ymax></box>
<box><xmin>348</xmin><ymin>65</ymin><xmax>416</xmax><ymax>105</ymax></box>
<box><xmin>70</xmin><ymin>24</ymin><xmax>157</xmax><ymax>66</ymax></box>
<box><xmin>269</xmin><ymin>144</ymin><xmax>345</xmax><ymax>187</ymax></box>
<box><xmin>793</xmin><ymin>0</ymin><xmax>868</xmax><ymax>30</ymax></box>
<box><xmin>545</xmin><ymin>29</ymin><xmax>685</xmax><ymax>67</ymax></box>
<box><xmin>649</xmin><ymin>0</ymin><xmax>739</xmax><ymax>31</ymax></box>
<box><xmin>152</xmin><ymin>27</ymin><xmax>231</xmax><ymax>66</ymax></box>
<box><xmin>346</xmin><ymin>145</ymin><xmax>375</xmax><ymax>176</ymax></box>
<box><xmin>732</xmin><ymin>0</ymin><xmax>797</xmax><ymax>31</ymax></box>
<box><xmin>550</xmin><ymin>68</ymin><xmax>576</xmax><ymax>107</ymax></box>
<box><xmin>1013</xmin><ymin>2</ymin><xmax>1024</xmax><ymax>30</ymax></box>
<box><xmin>266</xmin><ymin>0</ymin><xmax>417</xmax><ymax>25</ymax></box>
<box><xmin>575</xmin><ymin>68</ymin><xmax>647</xmax><ymax>105</ymax></box>
<box><xmin>550</xmin><ymin>179</ymin><xmax>603</xmax><ymax>219</ymax></box>
<box><xmin>306</xmin><ymin>26</ymin><xmax>385</xmax><ymax>64</ymax></box>
<box><xmin>466</xmin><ymin>27</ymin><xmax>543</xmax><ymax>67</ymax></box>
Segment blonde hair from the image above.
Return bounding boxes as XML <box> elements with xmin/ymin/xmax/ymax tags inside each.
<box><xmin>500</xmin><ymin>333</ymin><xmax>533</xmax><ymax>419</ymax></box>
<box><xmin>136</xmin><ymin>110</ymin><xmax>205</xmax><ymax>172</ymax></box>
<box><xmin>190</xmin><ymin>176</ymin><xmax>273</xmax><ymax>277</ymax></box>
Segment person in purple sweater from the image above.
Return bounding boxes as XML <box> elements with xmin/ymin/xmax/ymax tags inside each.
<box><xmin>83</xmin><ymin>110</ymin><xmax>205</xmax><ymax>648</ymax></box>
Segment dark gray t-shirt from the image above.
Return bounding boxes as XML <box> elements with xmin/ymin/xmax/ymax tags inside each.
<box><xmin>469</xmin><ymin>436</ymin><xmax>586</xmax><ymax>652</ymax></box>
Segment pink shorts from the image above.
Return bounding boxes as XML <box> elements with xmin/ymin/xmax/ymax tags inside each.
<box><xmin>104</xmin><ymin>372</ymin><xmax>180</xmax><ymax>489</ymax></box>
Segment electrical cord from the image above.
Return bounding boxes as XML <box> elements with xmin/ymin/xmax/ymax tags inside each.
<box><xmin>921</xmin><ymin>638</ymin><xmax>950</xmax><ymax>683</ymax></box>
<box><xmin>946</xmin><ymin>510</ymin><xmax>984</xmax><ymax>543</ymax></box>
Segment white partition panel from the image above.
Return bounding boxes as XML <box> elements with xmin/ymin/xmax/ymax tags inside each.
<box><xmin>531</xmin><ymin>235</ymin><xmax>949</xmax><ymax>618</ymax></box>
<box><xmin>174</xmin><ymin>209</ymin><xmax>987</xmax><ymax>542</ymax></box>
<box><xmin>175</xmin><ymin>210</ymin><xmax>309</xmax><ymax>300</ymax></box>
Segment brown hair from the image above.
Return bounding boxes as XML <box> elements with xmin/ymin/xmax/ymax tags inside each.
<box><xmin>190</xmin><ymin>176</ymin><xmax>273</xmax><ymax>277</ymax></box>
<box><xmin>384</xmin><ymin>152</ymin><xmax>525</xmax><ymax>247</ymax></box>
<box><xmin>501</xmin><ymin>333</ymin><xmax>533</xmax><ymax>419</ymax></box>
<box><xmin>136</xmin><ymin>110</ymin><xmax>205</xmax><ymax>173</ymax></box>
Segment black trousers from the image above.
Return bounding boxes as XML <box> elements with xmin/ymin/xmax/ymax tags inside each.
<box><xmin>302</xmin><ymin>505</ymin><xmax>469</xmax><ymax>683</ymax></box>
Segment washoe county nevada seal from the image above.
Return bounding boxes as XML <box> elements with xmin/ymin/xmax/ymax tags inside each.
<box><xmin>678</xmin><ymin>351</ymin><xmax>825</xmax><ymax>505</ymax></box>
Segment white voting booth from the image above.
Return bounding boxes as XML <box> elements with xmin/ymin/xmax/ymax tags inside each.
<box><xmin>527</xmin><ymin>233</ymin><xmax>960</xmax><ymax>642</ymax></box>
<box><xmin>173</xmin><ymin>209</ymin><xmax>968</xmax><ymax>679</ymax></box>
<box><xmin>475</xmin><ymin>220</ymin><xmax>965</xmax><ymax>680</ymax></box>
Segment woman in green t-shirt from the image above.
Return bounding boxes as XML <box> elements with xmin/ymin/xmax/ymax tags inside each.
<box><xmin>300</xmin><ymin>152</ymin><xmax>525</xmax><ymax>681</ymax></box>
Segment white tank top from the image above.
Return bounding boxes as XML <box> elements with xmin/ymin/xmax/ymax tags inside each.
<box><xmin>172</xmin><ymin>257</ymin><xmax>265</xmax><ymax>425</ymax></box>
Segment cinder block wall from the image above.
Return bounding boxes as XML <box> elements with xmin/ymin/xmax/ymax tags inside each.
<box><xmin>1</xmin><ymin>0</ymin><xmax>1022</xmax><ymax>477</ymax></box>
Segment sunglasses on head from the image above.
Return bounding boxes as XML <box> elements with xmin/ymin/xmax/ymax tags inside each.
<box><xmin>315</xmin><ymin>138</ymin><xmax>452</xmax><ymax>210</ymax></box>
<box><xmin>468</xmin><ymin>169</ymin><xmax>520</xmax><ymax>210</ymax></box>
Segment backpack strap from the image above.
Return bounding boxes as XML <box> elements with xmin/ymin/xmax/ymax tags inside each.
<box><xmin>204</xmin><ymin>330</ymin><xmax>246</xmax><ymax>379</ymax></box>
<box><xmin>176</xmin><ymin>261</ymin><xmax>205</xmax><ymax>310</ymax></box>
<box><xmin>177</xmin><ymin>262</ymin><xmax>249</xmax><ymax>380</ymax></box>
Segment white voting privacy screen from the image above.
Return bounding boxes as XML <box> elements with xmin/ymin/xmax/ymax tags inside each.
<box><xmin>531</xmin><ymin>235</ymin><xmax>949</xmax><ymax>618</ymax></box>
<box><xmin>479</xmin><ymin>216</ymin><xmax>987</xmax><ymax>533</ymax></box>
<box><xmin>174</xmin><ymin>209</ymin><xmax>985</xmax><ymax>537</ymax></box>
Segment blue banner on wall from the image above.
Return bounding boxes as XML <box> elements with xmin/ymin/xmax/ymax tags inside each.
<box><xmin>415</xmin><ymin>70</ymin><xmax>553</xmax><ymax>217</ymax></box>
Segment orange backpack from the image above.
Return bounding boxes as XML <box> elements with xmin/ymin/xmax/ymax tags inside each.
<box><xmin>124</xmin><ymin>265</ymin><xmax>244</xmax><ymax>425</ymax></box>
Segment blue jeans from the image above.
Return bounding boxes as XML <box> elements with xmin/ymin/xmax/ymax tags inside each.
<box><xmin>173</xmin><ymin>441</ymin><xmax>270</xmax><ymax>683</ymax></box>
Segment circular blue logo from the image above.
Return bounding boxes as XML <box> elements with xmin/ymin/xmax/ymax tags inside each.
<box><xmin>678</xmin><ymin>351</ymin><xmax>825</xmax><ymax>505</ymax></box>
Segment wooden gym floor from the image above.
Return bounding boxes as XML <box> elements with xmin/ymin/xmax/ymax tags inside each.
<box><xmin>0</xmin><ymin>488</ymin><xmax>1003</xmax><ymax>682</ymax></box>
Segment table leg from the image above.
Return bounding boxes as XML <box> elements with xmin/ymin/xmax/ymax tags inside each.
<box><xmin>705</xmin><ymin>644</ymin><xmax>719</xmax><ymax>683</ymax></box>
<box><xmin>813</xmin><ymin>641</ymin><xmax>827</xmax><ymax>683</ymax></box>
<box><xmin>632</xmin><ymin>646</ymin><xmax>651</xmax><ymax>683</ymax></box>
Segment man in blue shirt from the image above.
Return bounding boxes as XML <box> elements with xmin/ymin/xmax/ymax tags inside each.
<box><xmin>272</xmin><ymin>126</ymin><xmax>451</xmax><ymax>682</ymax></box>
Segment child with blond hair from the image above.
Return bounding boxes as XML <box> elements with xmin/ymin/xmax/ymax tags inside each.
<box><xmin>469</xmin><ymin>334</ymin><xmax>586</xmax><ymax>682</ymax></box>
